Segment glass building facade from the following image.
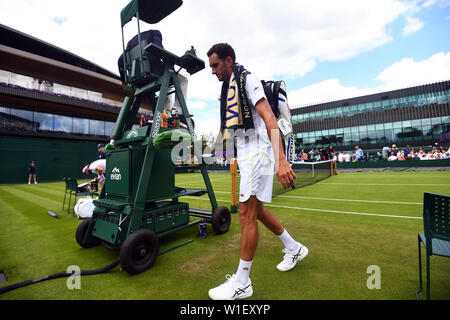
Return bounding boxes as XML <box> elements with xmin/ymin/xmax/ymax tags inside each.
<box><xmin>291</xmin><ymin>80</ymin><xmax>450</xmax><ymax>150</ymax></box>
<box><xmin>0</xmin><ymin>105</ymin><xmax>136</xmax><ymax>137</ymax></box>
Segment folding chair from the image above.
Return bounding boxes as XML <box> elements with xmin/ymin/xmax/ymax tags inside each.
<box><xmin>62</xmin><ymin>177</ymin><xmax>70</xmax><ymax>211</ymax></box>
<box><xmin>62</xmin><ymin>177</ymin><xmax>99</xmax><ymax>214</ymax></box>
<box><xmin>416</xmin><ymin>192</ymin><xmax>450</xmax><ymax>300</ymax></box>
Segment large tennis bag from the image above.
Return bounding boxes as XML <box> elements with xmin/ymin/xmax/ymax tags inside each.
<box><xmin>261</xmin><ymin>80</ymin><xmax>295</xmax><ymax>164</ymax></box>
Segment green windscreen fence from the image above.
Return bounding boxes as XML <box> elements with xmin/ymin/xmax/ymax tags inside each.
<box><xmin>0</xmin><ymin>136</ymin><xmax>101</xmax><ymax>184</ymax></box>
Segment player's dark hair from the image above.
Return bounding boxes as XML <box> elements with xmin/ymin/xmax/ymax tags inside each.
<box><xmin>207</xmin><ymin>43</ymin><xmax>236</xmax><ymax>63</ymax></box>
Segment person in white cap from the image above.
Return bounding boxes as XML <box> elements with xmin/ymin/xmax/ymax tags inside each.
<box><xmin>82</xmin><ymin>159</ymin><xmax>106</xmax><ymax>189</ymax></box>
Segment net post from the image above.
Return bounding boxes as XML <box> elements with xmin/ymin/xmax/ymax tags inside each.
<box><xmin>330</xmin><ymin>161</ymin><xmax>333</xmax><ymax>176</ymax></box>
<box><xmin>230</xmin><ymin>158</ymin><xmax>238</xmax><ymax>213</ymax></box>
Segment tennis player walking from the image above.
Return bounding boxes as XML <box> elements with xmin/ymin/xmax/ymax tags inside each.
<box><xmin>207</xmin><ymin>43</ymin><xmax>309</xmax><ymax>300</ymax></box>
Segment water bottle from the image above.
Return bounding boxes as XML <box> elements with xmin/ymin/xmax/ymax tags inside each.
<box><xmin>48</xmin><ymin>211</ymin><xmax>60</xmax><ymax>219</ymax></box>
<box><xmin>197</xmin><ymin>219</ymin><xmax>207</xmax><ymax>238</ymax></box>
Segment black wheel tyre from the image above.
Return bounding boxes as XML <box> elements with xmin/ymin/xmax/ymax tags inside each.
<box><xmin>120</xmin><ymin>229</ymin><xmax>159</xmax><ymax>275</ymax></box>
<box><xmin>75</xmin><ymin>218</ymin><xmax>100</xmax><ymax>248</ymax></box>
<box><xmin>211</xmin><ymin>206</ymin><xmax>231</xmax><ymax>235</ymax></box>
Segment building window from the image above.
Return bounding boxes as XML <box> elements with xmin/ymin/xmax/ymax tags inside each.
<box><xmin>34</xmin><ymin>112</ymin><xmax>54</xmax><ymax>131</ymax></box>
<box><xmin>54</xmin><ymin>114</ymin><xmax>73</xmax><ymax>133</ymax></box>
<box><xmin>11</xmin><ymin>108</ymin><xmax>33</xmax><ymax>121</ymax></box>
<box><xmin>422</xmin><ymin>125</ymin><xmax>432</xmax><ymax>140</ymax></box>
<box><xmin>89</xmin><ymin>119</ymin><xmax>105</xmax><ymax>136</ymax></box>
<box><xmin>105</xmin><ymin>121</ymin><xmax>115</xmax><ymax>137</ymax></box>
<box><xmin>385</xmin><ymin>128</ymin><xmax>394</xmax><ymax>142</ymax></box>
<box><xmin>375</xmin><ymin>129</ymin><xmax>385</xmax><ymax>143</ymax></box>
<box><xmin>73</xmin><ymin>117</ymin><xmax>89</xmax><ymax>134</ymax></box>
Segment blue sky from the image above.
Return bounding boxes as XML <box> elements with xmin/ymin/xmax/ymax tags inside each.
<box><xmin>293</xmin><ymin>3</ymin><xmax>450</xmax><ymax>89</ymax></box>
<box><xmin>0</xmin><ymin>0</ymin><xmax>449</xmax><ymax>137</ymax></box>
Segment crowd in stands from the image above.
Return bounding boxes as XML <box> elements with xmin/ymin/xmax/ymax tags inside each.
<box><xmin>379</xmin><ymin>144</ymin><xmax>450</xmax><ymax>161</ymax></box>
<box><xmin>295</xmin><ymin>144</ymin><xmax>450</xmax><ymax>163</ymax></box>
<box><xmin>295</xmin><ymin>146</ymin><xmax>338</xmax><ymax>162</ymax></box>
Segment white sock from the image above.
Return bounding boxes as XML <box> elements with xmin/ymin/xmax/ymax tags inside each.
<box><xmin>278</xmin><ymin>229</ymin><xmax>301</xmax><ymax>252</ymax></box>
<box><xmin>236</xmin><ymin>259</ymin><xmax>252</xmax><ymax>285</ymax></box>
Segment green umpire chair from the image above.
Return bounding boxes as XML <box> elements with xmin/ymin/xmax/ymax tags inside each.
<box><xmin>416</xmin><ymin>192</ymin><xmax>450</xmax><ymax>300</ymax></box>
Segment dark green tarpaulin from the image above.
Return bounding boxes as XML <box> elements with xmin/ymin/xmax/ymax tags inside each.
<box><xmin>120</xmin><ymin>0</ymin><xmax>183</xmax><ymax>26</ymax></box>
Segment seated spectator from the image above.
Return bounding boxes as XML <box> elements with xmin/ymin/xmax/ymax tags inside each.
<box><xmin>391</xmin><ymin>144</ymin><xmax>399</xmax><ymax>156</ymax></box>
<box><xmin>412</xmin><ymin>152</ymin><xmax>420</xmax><ymax>160</ymax></box>
<box><xmin>403</xmin><ymin>145</ymin><xmax>411</xmax><ymax>158</ymax></box>
<box><xmin>320</xmin><ymin>147</ymin><xmax>329</xmax><ymax>161</ymax></box>
<box><xmin>302</xmin><ymin>151</ymin><xmax>308</xmax><ymax>161</ymax></box>
<box><xmin>354</xmin><ymin>145</ymin><xmax>364</xmax><ymax>162</ymax></box>
<box><xmin>434</xmin><ymin>148</ymin><xmax>445</xmax><ymax>159</ymax></box>
<box><xmin>382</xmin><ymin>146</ymin><xmax>390</xmax><ymax>160</ymax></box>
<box><xmin>397</xmin><ymin>150</ymin><xmax>405</xmax><ymax>160</ymax></box>
<box><xmin>344</xmin><ymin>152</ymin><xmax>351</xmax><ymax>162</ymax></box>
<box><xmin>308</xmin><ymin>149</ymin><xmax>314</xmax><ymax>161</ymax></box>
<box><xmin>338</xmin><ymin>152</ymin><xmax>345</xmax><ymax>163</ymax></box>
<box><xmin>376</xmin><ymin>151</ymin><xmax>383</xmax><ymax>161</ymax></box>
<box><xmin>418</xmin><ymin>147</ymin><xmax>424</xmax><ymax>155</ymax></box>
<box><xmin>445</xmin><ymin>147</ymin><xmax>450</xmax><ymax>159</ymax></box>
<box><xmin>419</xmin><ymin>151</ymin><xmax>429</xmax><ymax>160</ymax></box>
<box><xmin>388</xmin><ymin>152</ymin><xmax>397</xmax><ymax>161</ymax></box>
<box><xmin>328</xmin><ymin>145</ymin><xmax>336</xmax><ymax>160</ymax></box>
<box><xmin>408</xmin><ymin>148</ymin><xmax>416</xmax><ymax>160</ymax></box>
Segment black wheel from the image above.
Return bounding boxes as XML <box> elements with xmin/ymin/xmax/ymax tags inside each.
<box><xmin>120</xmin><ymin>229</ymin><xmax>159</xmax><ymax>275</ymax></box>
<box><xmin>211</xmin><ymin>206</ymin><xmax>231</xmax><ymax>235</ymax></box>
<box><xmin>75</xmin><ymin>218</ymin><xmax>100</xmax><ymax>248</ymax></box>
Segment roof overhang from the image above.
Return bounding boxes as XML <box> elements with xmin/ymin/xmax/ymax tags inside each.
<box><xmin>0</xmin><ymin>44</ymin><xmax>126</xmax><ymax>102</ymax></box>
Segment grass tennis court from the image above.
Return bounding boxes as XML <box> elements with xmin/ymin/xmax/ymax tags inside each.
<box><xmin>1</xmin><ymin>171</ymin><xmax>449</xmax><ymax>300</ymax></box>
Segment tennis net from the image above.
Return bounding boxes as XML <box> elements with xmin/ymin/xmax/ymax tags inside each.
<box><xmin>272</xmin><ymin>160</ymin><xmax>334</xmax><ymax>197</ymax></box>
<box><xmin>232</xmin><ymin>160</ymin><xmax>335</xmax><ymax>201</ymax></box>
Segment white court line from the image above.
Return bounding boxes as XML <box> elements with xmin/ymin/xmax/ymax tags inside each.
<box><xmin>182</xmin><ymin>189</ymin><xmax>421</xmax><ymax>205</ymax></box>
<box><xmin>183</xmin><ymin>197</ymin><xmax>422</xmax><ymax>220</ymax></box>
<box><xmin>317</xmin><ymin>183</ymin><xmax>450</xmax><ymax>186</ymax></box>
<box><xmin>264</xmin><ymin>204</ymin><xmax>422</xmax><ymax>220</ymax></box>
<box><xmin>277</xmin><ymin>195</ymin><xmax>422</xmax><ymax>205</ymax></box>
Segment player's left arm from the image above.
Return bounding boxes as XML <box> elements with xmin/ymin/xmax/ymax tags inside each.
<box><xmin>255</xmin><ymin>98</ymin><xmax>295</xmax><ymax>189</ymax></box>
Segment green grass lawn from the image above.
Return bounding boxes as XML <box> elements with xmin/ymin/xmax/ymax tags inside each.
<box><xmin>0</xmin><ymin>171</ymin><xmax>449</xmax><ymax>300</ymax></box>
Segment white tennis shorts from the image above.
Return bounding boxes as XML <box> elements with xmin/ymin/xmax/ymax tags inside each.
<box><xmin>238</xmin><ymin>152</ymin><xmax>274</xmax><ymax>203</ymax></box>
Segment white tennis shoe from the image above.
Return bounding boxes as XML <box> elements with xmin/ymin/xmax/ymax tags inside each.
<box><xmin>277</xmin><ymin>243</ymin><xmax>309</xmax><ymax>272</ymax></box>
<box><xmin>208</xmin><ymin>274</ymin><xmax>253</xmax><ymax>300</ymax></box>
